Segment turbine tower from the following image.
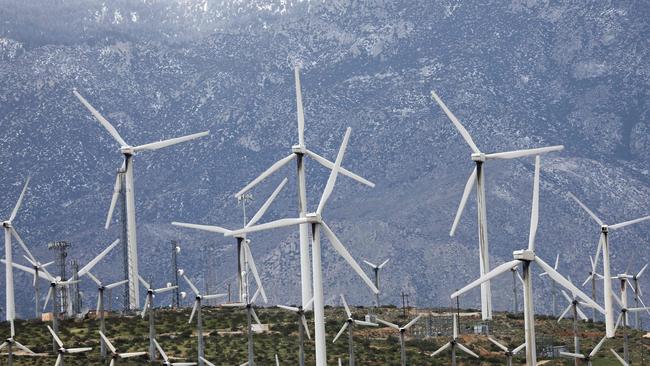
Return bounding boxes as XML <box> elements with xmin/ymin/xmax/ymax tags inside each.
<box><xmin>568</xmin><ymin>192</ymin><xmax>650</xmax><ymax>337</ymax></box>
<box><xmin>539</xmin><ymin>253</ymin><xmax>561</xmax><ymax>316</ymax></box>
<box><xmin>332</xmin><ymin>294</ymin><xmax>378</xmax><ymax>366</ymax></box>
<box><xmin>277</xmin><ymin>297</ymin><xmax>314</xmax><ymax>366</ymax></box>
<box><xmin>232</xmin><ymin>67</ymin><xmax>375</xmax><ymax>309</ymax></box>
<box><xmin>227</xmin><ymin>128</ymin><xmax>379</xmax><ymax>366</ymax></box>
<box><xmin>432</xmin><ymin>90</ymin><xmax>564</xmax><ymax>320</ymax></box>
<box><xmin>452</xmin><ymin>156</ymin><xmax>603</xmax><ymax>365</ymax></box>
<box><xmin>74</xmin><ymin>89</ymin><xmax>209</xmax><ymax>310</ymax></box>
<box><xmin>139</xmin><ymin>276</ymin><xmax>177</xmax><ymax>361</ymax></box>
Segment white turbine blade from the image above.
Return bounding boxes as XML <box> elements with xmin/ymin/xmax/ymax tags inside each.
<box><xmin>13</xmin><ymin>340</ymin><xmax>35</xmax><ymax>355</ymax></box>
<box><xmin>612</xmin><ymin>291</ymin><xmax>623</xmax><ymax>308</ymax></box>
<box><xmin>171</xmin><ymin>222</ymin><xmax>232</xmax><ymax>235</ymax></box>
<box><xmin>485</xmin><ymin>145</ymin><xmax>564</xmax><ymax>160</ymax></box>
<box><xmin>516</xmin><ymin>270</ymin><xmax>525</xmax><ymax>286</ymax></box>
<box><xmin>378</xmin><ymin>258</ymin><xmax>390</xmax><ymax>269</ymax></box>
<box><xmin>317</xmin><ymin>128</ymin><xmax>351</xmax><ymax>215</ymax></box>
<box><xmin>637</xmin><ymin>263</ymin><xmax>648</xmax><ymax>278</ymax></box>
<box><xmin>558</xmin><ymin>304</ymin><xmax>572</xmax><ymax>322</ymax></box>
<box><xmin>11</xmin><ymin>228</ymin><xmax>35</xmax><ymax>263</ymax></box>
<box><xmin>304</xmin><ymin>296</ymin><xmax>315</xmax><ymax>311</ymax></box>
<box><xmin>582</xmin><ymin>274</ymin><xmax>594</xmax><ymax>287</ymax></box>
<box><xmin>451</xmin><ymin>259</ymin><xmax>521</xmax><ymax>298</ymax></box>
<box><xmin>138</xmin><ymin>275</ymin><xmax>151</xmax><ymax>290</ymax></box>
<box><xmin>189</xmin><ymin>300</ymin><xmax>198</xmax><ymax>324</ymax></box>
<box><xmin>294</xmin><ymin>66</ymin><xmax>305</xmax><ymax>147</ymax></box>
<box><xmin>110</xmin><ymin>358</ymin><xmax>115</xmax><ymax>366</ymax></box>
<box><xmin>626</xmin><ymin>307</ymin><xmax>650</xmax><ymax>313</ymax></box>
<box><xmin>86</xmin><ymin>271</ymin><xmax>102</xmax><ymax>287</ymax></box>
<box><xmin>0</xmin><ymin>342</ymin><xmax>7</xmax><ymax>350</ymax></box>
<box><xmin>528</xmin><ymin>155</ymin><xmax>541</xmax><ymax>251</ymax></box>
<box><xmin>554</xmin><ymin>253</ymin><xmax>560</xmax><ymax>270</ymax></box>
<box><xmin>430</xmin><ymin>342</ymin><xmax>452</xmax><ymax>357</ymax></box>
<box><xmin>243</xmin><ymin>242</ymin><xmax>267</xmax><ymax>303</ymax></box>
<box><xmin>534</xmin><ymin>256</ymin><xmax>605</xmax><ymax>314</ymax></box>
<box><xmin>609</xmin><ymin>216</ymin><xmax>650</xmax><ymax>230</ymax></box>
<box><xmin>301</xmin><ymin>314</ymin><xmax>311</xmax><ymax>340</ymax></box>
<box><xmin>456</xmin><ymin>342</ymin><xmax>479</xmax><ymax>358</ymax></box>
<box><xmin>220</xmin><ymin>302</ymin><xmax>246</xmax><ymax>308</ymax></box>
<box><xmin>73</xmin><ymin>90</ymin><xmax>128</xmax><ymax>147</ymax></box>
<box><xmin>1</xmin><ymin>259</ymin><xmax>51</xmax><ymax>281</ymax></box>
<box><xmin>450</xmin><ymin>167</ymin><xmax>477</xmax><ymax>237</ymax></box>
<box><xmin>99</xmin><ymin>331</ymin><xmax>117</xmax><ymax>354</ymax></box>
<box><xmin>247</xmin><ymin>177</ymin><xmax>288</xmax><ymax>228</ymax></box>
<box><xmin>635</xmin><ymin>295</ymin><xmax>650</xmax><ymax>316</ymax></box>
<box><xmin>332</xmin><ymin>322</ymin><xmax>348</xmax><ymax>343</ymax></box>
<box><xmin>235</xmin><ymin>154</ymin><xmax>296</xmax><ymax>198</ymax></box>
<box><xmin>304</xmin><ymin>149</ymin><xmax>375</xmax><ymax>188</ymax></box>
<box><xmin>322</xmin><ymin>223</ymin><xmax>379</xmax><ymax>294</ymax></box>
<box><xmin>55</xmin><ymin>354</ymin><xmax>62</xmax><ymax>366</ymax></box>
<box><xmin>153</xmin><ymin>339</ymin><xmax>168</xmax><ymax>362</ymax></box>
<box><xmin>105</xmin><ymin>170</ymin><xmax>122</xmax><ymax>229</ymax></box>
<box><xmin>614</xmin><ymin>312</ymin><xmax>623</xmax><ymax>333</ymax></box>
<box><xmin>154</xmin><ymin>285</ymin><xmax>177</xmax><ymax>294</ymax></box>
<box><xmin>610</xmin><ymin>349</ymin><xmax>630</xmax><ymax>366</ymax></box>
<box><xmin>203</xmin><ymin>293</ymin><xmax>227</xmax><ymax>300</ymax></box>
<box><xmin>132</xmin><ymin>131</ymin><xmax>209</xmax><ymax>152</ymax></box>
<box><xmin>560</xmin><ymin>289</ymin><xmax>573</xmax><ymax>303</ymax></box>
<box><xmin>430</xmin><ymin>90</ymin><xmax>480</xmax><ymax>153</ymax></box>
<box><xmin>576</xmin><ymin>306</ymin><xmax>589</xmax><ymax>321</ymax></box>
<box><xmin>488</xmin><ymin>337</ymin><xmax>509</xmax><ymax>353</ymax></box>
<box><xmin>106</xmin><ymin>279</ymin><xmax>129</xmax><ymax>290</ymax></box>
<box><xmin>182</xmin><ymin>275</ymin><xmax>200</xmax><ymax>296</ymax></box>
<box><xmin>594</xmin><ymin>234</ymin><xmax>604</xmax><ymax>271</ymax></box>
<box><xmin>171</xmin><ymin>363</ymin><xmax>197</xmax><ymax>366</ymax></box>
<box><xmin>9</xmin><ymin>177</ymin><xmax>30</xmax><ymax>222</ymax></box>
<box><xmin>43</xmin><ymin>286</ymin><xmax>53</xmax><ymax>311</ymax></box>
<box><xmin>141</xmin><ymin>295</ymin><xmax>150</xmax><ymax>318</ymax></box>
<box><xmin>362</xmin><ymin>259</ymin><xmax>377</xmax><ymax>269</ymax></box>
<box><xmin>340</xmin><ymin>294</ymin><xmax>352</xmax><ymax>317</ymax></box>
<box><xmin>47</xmin><ymin>325</ymin><xmax>63</xmax><ymax>348</ymax></box>
<box><xmin>251</xmin><ymin>308</ymin><xmax>262</xmax><ymax>325</ymax></box>
<box><xmin>453</xmin><ymin>314</ymin><xmax>458</xmax><ymax>339</ymax></box>
<box><xmin>276</xmin><ymin>354</ymin><xmax>280</xmax><ymax>366</ymax></box>
<box><xmin>567</xmin><ymin>193</ymin><xmax>603</xmax><ymax>226</ymax></box>
<box><xmin>226</xmin><ymin>217</ymin><xmax>308</xmax><ymax>237</ymax></box>
<box><xmin>78</xmin><ymin>239</ymin><xmax>120</xmax><ymax>277</ymax></box>
<box><xmin>200</xmin><ymin>357</ymin><xmax>217</xmax><ymax>366</ymax></box>
<box><xmin>120</xmin><ymin>352</ymin><xmax>147</xmax><ymax>358</ymax></box>
<box><xmin>376</xmin><ymin>318</ymin><xmax>400</xmax><ymax>330</ymax></box>
<box><xmin>277</xmin><ymin>304</ymin><xmax>300</xmax><ymax>312</ymax></box>
<box><xmin>512</xmin><ymin>343</ymin><xmax>527</xmax><ymax>355</ymax></box>
<box><xmin>354</xmin><ymin>320</ymin><xmax>378</xmax><ymax>327</ymax></box>
<box><xmin>96</xmin><ymin>293</ymin><xmax>101</xmax><ymax>314</ymax></box>
<box><xmin>560</xmin><ymin>352</ymin><xmax>586</xmax><ymax>359</ymax></box>
<box><xmin>403</xmin><ymin>314</ymin><xmax>422</xmax><ymax>330</ymax></box>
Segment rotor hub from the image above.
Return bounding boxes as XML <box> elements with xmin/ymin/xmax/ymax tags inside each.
<box><xmin>120</xmin><ymin>146</ymin><xmax>134</xmax><ymax>155</ymax></box>
<box><xmin>2</xmin><ymin>221</ymin><xmax>11</xmax><ymax>228</ymax></box>
<box><xmin>306</xmin><ymin>213</ymin><xmax>321</xmax><ymax>222</ymax></box>
<box><xmin>471</xmin><ymin>153</ymin><xmax>486</xmax><ymax>162</ymax></box>
<box><xmin>291</xmin><ymin>145</ymin><xmax>306</xmax><ymax>154</ymax></box>
<box><xmin>601</xmin><ymin>225</ymin><xmax>609</xmax><ymax>233</ymax></box>
<box><xmin>513</xmin><ymin>249</ymin><xmax>535</xmax><ymax>261</ymax></box>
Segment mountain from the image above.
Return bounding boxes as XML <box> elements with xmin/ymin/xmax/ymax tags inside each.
<box><xmin>1</xmin><ymin>0</ymin><xmax>649</xmax><ymax>319</ymax></box>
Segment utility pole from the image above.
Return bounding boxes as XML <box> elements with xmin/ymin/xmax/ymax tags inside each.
<box><xmin>48</xmin><ymin>241</ymin><xmax>70</xmax><ymax>315</ymax></box>
<box><xmin>227</xmin><ymin>283</ymin><xmax>231</xmax><ymax>303</ymax></box>
<box><xmin>70</xmin><ymin>259</ymin><xmax>81</xmax><ymax>315</ymax></box>
<box><xmin>171</xmin><ymin>240</ymin><xmax>180</xmax><ymax>308</ymax></box>
<box><xmin>401</xmin><ymin>291</ymin><xmax>409</xmax><ymax>318</ymax></box>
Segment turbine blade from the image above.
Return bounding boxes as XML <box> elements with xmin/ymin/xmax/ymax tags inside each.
<box><xmin>141</xmin><ymin>295</ymin><xmax>150</xmax><ymax>318</ymax></box>
<box><xmin>294</xmin><ymin>66</ymin><xmax>305</xmax><ymax>147</ymax></box>
<box><xmin>376</xmin><ymin>318</ymin><xmax>400</xmax><ymax>330</ymax></box>
<box><xmin>13</xmin><ymin>340</ymin><xmax>35</xmax><ymax>355</ymax></box>
<box><xmin>202</xmin><ymin>293</ymin><xmax>227</xmax><ymax>300</ymax></box>
<box><xmin>301</xmin><ymin>314</ymin><xmax>311</xmax><ymax>340</ymax></box>
<box><xmin>106</xmin><ymin>279</ymin><xmax>129</xmax><ymax>290</ymax></box>
<box><xmin>154</xmin><ymin>285</ymin><xmax>177</xmax><ymax>294</ymax></box>
<box><xmin>47</xmin><ymin>325</ymin><xmax>63</xmax><ymax>348</ymax></box>
<box><xmin>99</xmin><ymin>331</ymin><xmax>117</xmax><ymax>353</ymax></box>
<box><xmin>450</xmin><ymin>167</ymin><xmax>477</xmax><ymax>236</ymax></box>
<box><xmin>528</xmin><ymin>156</ymin><xmax>541</xmax><ymax>251</ymax></box>
<box><xmin>9</xmin><ymin>177</ymin><xmax>30</xmax><ymax>222</ymax></box>
<box><xmin>560</xmin><ymin>352</ymin><xmax>586</xmax><ymax>359</ymax></box>
<box><xmin>120</xmin><ymin>352</ymin><xmax>147</xmax><ymax>358</ymax></box>
<box><xmin>304</xmin><ymin>149</ymin><xmax>375</xmax><ymax>188</ymax></box>
<box><xmin>12</xmin><ymin>228</ymin><xmax>35</xmax><ymax>263</ymax></box>
<box><xmin>153</xmin><ymin>339</ymin><xmax>168</xmax><ymax>362</ymax></box>
<box><xmin>512</xmin><ymin>343</ymin><xmax>527</xmax><ymax>355</ymax></box>
<box><xmin>182</xmin><ymin>275</ymin><xmax>200</xmax><ymax>296</ymax></box>
<box><xmin>86</xmin><ymin>272</ymin><xmax>102</xmax><ymax>287</ymax></box>
<box><xmin>304</xmin><ymin>296</ymin><xmax>315</xmax><ymax>311</ymax></box>
<box><xmin>43</xmin><ymin>286</ymin><xmax>53</xmax><ymax>311</ymax></box>
<box><xmin>403</xmin><ymin>314</ymin><xmax>422</xmax><ymax>330</ymax></box>
<box><xmin>138</xmin><ymin>275</ymin><xmax>151</xmax><ymax>290</ymax></box>
<box><xmin>251</xmin><ymin>308</ymin><xmax>262</xmax><ymax>325</ymax></box>
<box><xmin>332</xmin><ymin>322</ymin><xmax>348</xmax><ymax>343</ymax></box>
<box><xmin>610</xmin><ymin>349</ymin><xmax>629</xmax><ymax>366</ymax></box>
<box><xmin>430</xmin><ymin>342</ymin><xmax>452</xmax><ymax>357</ymax></box>
<box><xmin>534</xmin><ymin>256</ymin><xmax>605</xmax><ymax>314</ymax></box>
<box><xmin>487</xmin><ymin>337</ymin><xmax>509</xmax><ymax>353</ymax></box>
<box><xmin>226</xmin><ymin>218</ymin><xmax>308</xmax><ymax>237</ymax></box>
<box><xmin>576</xmin><ymin>306</ymin><xmax>589</xmax><ymax>321</ymax></box>
<box><xmin>609</xmin><ymin>216</ymin><xmax>650</xmax><ymax>231</ymax></box>
<box><xmin>637</xmin><ymin>263</ymin><xmax>648</xmax><ymax>278</ymax></box>
<box><xmin>451</xmin><ymin>259</ymin><xmax>521</xmax><ymax>298</ymax></box>
<box><xmin>243</xmin><ymin>242</ymin><xmax>267</xmax><ymax>303</ymax></box>
<box><xmin>277</xmin><ymin>304</ymin><xmax>300</xmax><ymax>312</ymax></box>
<box><xmin>131</xmin><ymin>131</ymin><xmax>209</xmax><ymax>152</ymax></box>
<box><xmin>73</xmin><ymin>90</ymin><xmax>128</xmax><ymax>147</ymax></box>
<box><xmin>456</xmin><ymin>342</ymin><xmax>479</xmax><ymax>358</ymax></box>
<box><xmin>172</xmin><ymin>222</ymin><xmax>232</xmax><ymax>235</ymax></box>
<box><xmin>378</xmin><ymin>258</ymin><xmax>390</xmax><ymax>269</ymax></box>
<box><xmin>96</xmin><ymin>293</ymin><xmax>101</xmax><ymax>314</ymax></box>
<box><xmin>247</xmin><ymin>177</ymin><xmax>288</xmax><ymax>227</ymax></box>
<box><xmin>317</xmin><ymin>128</ymin><xmax>351</xmax><ymax>215</ymax></box>
<box><xmin>322</xmin><ymin>223</ymin><xmax>379</xmax><ymax>294</ymax></box>
<box><xmin>235</xmin><ymin>154</ymin><xmax>296</xmax><ymax>198</ymax></box>
<box><xmin>105</xmin><ymin>170</ymin><xmax>122</xmax><ymax>229</ymax></box>
<box><xmin>340</xmin><ymin>294</ymin><xmax>352</xmax><ymax>318</ymax></box>
<box><xmin>362</xmin><ymin>259</ymin><xmax>377</xmax><ymax>269</ymax></box>
<box><xmin>354</xmin><ymin>320</ymin><xmax>378</xmax><ymax>327</ymax></box>
<box><xmin>189</xmin><ymin>300</ymin><xmax>198</xmax><ymax>324</ymax></box>
<box><xmin>567</xmin><ymin>193</ymin><xmax>604</xmax><ymax>226</ymax></box>
<box><xmin>485</xmin><ymin>145</ymin><xmax>564</xmax><ymax>160</ymax></box>
<box><xmin>77</xmin><ymin>239</ymin><xmax>120</xmax><ymax>277</ymax></box>
<box><xmin>55</xmin><ymin>354</ymin><xmax>62</xmax><ymax>366</ymax></box>
<box><xmin>200</xmin><ymin>357</ymin><xmax>217</xmax><ymax>366</ymax></box>
<box><xmin>558</xmin><ymin>304</ymin><xmax>572</xmax><ymax>322</ymax></box>
<box><xmin>430</xmin><ymin>90</ymin><xmax>480</xmax><ymax>153</ymax></box>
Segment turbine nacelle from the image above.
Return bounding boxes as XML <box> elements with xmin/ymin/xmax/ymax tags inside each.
<box><xmin>2</xmin><ymin>221</ymin><xmax>11</xmax><ymax>228</ymax></box>
<box><xmin>470</xmin><ymin>152</ymin><xmax>486</xmax><ymax>162</ymax></box>
<box><xmin>601</xmin><ymin>225</ymin><xmax>609</xmax><ymax>233</ymax></box>
<box><xmin>305</xmin><ymin>212</ymin><xmax>322</xmax><ymax>223</ymax></box>
<box><xmin>119</xmin><ymin>146</ymin><xmax>135</xmax><ymax>155</ymax></box>
<box><xmin>513</xmin><ymin>250</ymin><xmax>535</xmax><ymax>261</ymax></box>
<box><xmin>291</xmin><ymin>145</ymin><xmax>307</xmax><ymax>154</ymax></box>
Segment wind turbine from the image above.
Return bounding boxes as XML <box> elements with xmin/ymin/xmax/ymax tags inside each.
<box><xmin>560</xmin><ymin>330</ymin><xmax>611</xmax><ymax>366</ymax></box>
<box><xmin>430</xmin><ymin>313</ymin><xmax>479</xmax><ymax>366</ymax></box>
<box><xmin>375</xmin><ymin>314</ymin><xmax>422</xmax><ymax>366</ymax></box>
<box><xmin>86</xmin><ymin>272</ymin><xmax>128</xmax><ymax>359</ymax></box>
<box><xmin>487</xmin><ymin>337</ymin><xmax>525</xmax><ymax>366</ymax></box>
<box><xmin>0</xmin><ymin>326</ymin><xmax>36</xmax><ymax>366</ymax></box>
<box><xmin>153</xmin><ymin>339</ymin><xmax>197</xmax><ymax>366</ymax></box>
<box><xmin>74</xmin><ymin>89</ymin><xmax>209</xmax><ymax>310</ymax></box>
<box><xmin>539</xmin><ymin>253</ymin><xmax>560</xmax><ymax>316</ymax></box>
<box><xmin>452</xmin><ymin>156</ymin><xmax>604</xmax><ymax>365</ymax></box>
<box><xmin>432</xmin><ymin>91</ymin><xmax>564</xmax><ymax>321</ymax></box>
<box><xmin>172</xmin><ymin>177</ymin><xmax>286</xmax><ymax>303</ymax></box>
<box><xmin>182</xmin><ymin>273</ymin><xmax>226</xmax><ymax>366</ymax></box>
<box><xmin>99</xmin><ymin>331</ymin><xmax>146</xmax><ymax>366</ymax></box>
<box><xmin>332</xmin><ymin>294</ymin><xmax>378</xmax><ymax>366</ymax></box>
<box><xmin>363</xmin><ymin>258</ymin><xmax>389</xmax><ymax>308</ymax></box>
<box><xmin>277</xmin><ymin>297</ymin><xmax>314</xmax><ymax>366</ymax></box>
<box><xmin>627</xmin><ymin>263</ymin><xmax>649</xmax><ymax>329</ymax></box>
<box><xmin>232</xmin><ymin>67</ymin><xmax>375</xmax><ymax>311</ymax></box>
<box><xmin>511</xmin><ymin>266</ymin><xmax>524</xmax><ymax>313</ymax></box>
<box><xmin>139</xmin><ymin>275</ymin><xmax>177</xmax><ymax>361</ymax></box>
<box><xmin>48</xmin><ymin>325</ymin><xmax>92</xmax><ymax>366</ymax></box>
<box><xmin>226</xmin><ymin>127</ymin><xmax>380</xmax><ymax>366</ymax></box>
<box><xmin>2</xmin><ymin>177</ymin><xmax>31</xmax><ymax>323</ymax></box>
<box><xmin>568</xmin><ymin>192</ymin><xmax>650</xmax><ymax>337</ymax></box>
<box><xmin>222</xmin><ymin>288</ymin><xmax>265</xmax><ymax>366</ymax></box>
<box><xmin>582</xmin><ymin>255</ymin><xmax>604</xmax><ymax>322</ymax></box>
<box><xmin>557</xmin><ymin>287</ymin><xmax>592</xmax><ymax>366</ymax></box>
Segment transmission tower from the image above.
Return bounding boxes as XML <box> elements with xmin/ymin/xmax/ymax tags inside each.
<box><xmin>48</xmin><ymin>241</ymin><xmax>70</xmax><ymax>315</ymax></box>
<box><xmin>70</xmin><ymin>260</ymin><xmax>82</xmax><ymax>315</ymax></box>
